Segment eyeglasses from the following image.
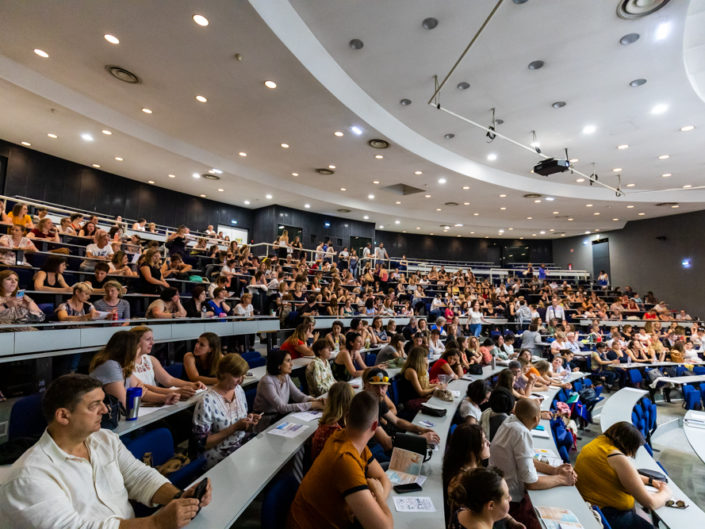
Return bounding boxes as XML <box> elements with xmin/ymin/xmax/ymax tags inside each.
<box><xmin>369</xmin><ymin>374</ymin><xmax>389</xmax><ymax>384</ymax></box>
<box><xmin>665</xmin><ymin>500</ymin><xmax>687</xmax><ymax>509</ymax></box>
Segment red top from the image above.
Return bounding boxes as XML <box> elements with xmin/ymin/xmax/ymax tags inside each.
<box><xmin>311</xmin><ymin>423</ymin><xmax>342</xmax><ymax>460</ymax></box>
<box><xmin>281</xmin><ymin>338</ymin><xmax>305</xmax><ymax>359</ymax></box>
<box><xmin>429</xmin><ymin>357</ymin><xmax>450</xmax><ymax>382</ymax></box>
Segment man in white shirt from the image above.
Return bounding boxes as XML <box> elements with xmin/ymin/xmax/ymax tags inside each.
<box><xmin>132</xmin><ymin>218</ymin><xmax>147</xmax><ymax>231</ymax></box>
<box><xmin>565</xmin><ymin>331</ymin><xmax>582</xmax><ymax>355</ymax></box>
<box><xmin>81</xmin><ymin>230</ymin><xmax>115</xmax><ymax>271</ymax></box>
<box><xmin>545</xmin><ymin>298</ymin><xmax>566</xmax><ymax>324</ymax></box>
<box><xmin>374</xmin><ymin>243</ymin><xmax>389</xmax><ymax>264</ymax></box>
<box><xmin>490</xmin><ymin>398</ymin><xmax>576</xmax><ymax>529</ymax></box>
<box><xmin>1</xmin><ymin>374</ymin><xmax>212</xmax><ymax>529</ymax></box>
<box><xmin>362</xmin><ymin>243</ymin><xmax>372</xmax><ymax>263</ymax></box>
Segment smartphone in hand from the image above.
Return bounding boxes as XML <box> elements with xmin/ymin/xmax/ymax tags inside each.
<box><xmin>193</xmin><ymin>478</ymin><xmax>209</xmax><ymax>514</ymax></box>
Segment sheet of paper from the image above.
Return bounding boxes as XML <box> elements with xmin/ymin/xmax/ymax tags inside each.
<box><xmin>535</xmin><ymin>506</ymin><xmax>583</xmax><ymax>529</ymax></box>
<box><xmin>289</xmin><ymin>410</ymin><xmax>322</xmax><ymax>422</ymax></box>
<box><xmin>386</xmin><ymin>470</ymin><xmax>428</xmax><ymax>486</ymax></box>
<box><xmin>267</xmin><ymin>421</ymin><xmax>307</xmax><ymax>438</ymax></box>
<box><xmin>531</xmin><ymin>429</ymin><xmax>551</xmax><ymax>439</ymax></box>
<box><xmin>393</xmin><ymin>496</ymin><xmax>435</xmax><ymax>513</ymax></box>
<box><xmin>450</xmin><ymin>390</ymin><xmax>461</xmax><ymax>398</ymax></box>
<box><xmin>138</xmin><ymin>406</ymin><xmax>163</xmax><ymax>417</ymax></box>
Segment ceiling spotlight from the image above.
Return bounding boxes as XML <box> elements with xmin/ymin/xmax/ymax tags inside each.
<box><xmin>680</xmin><ymin>125</ymin><xmax>695</xmax><ymax>132</ymax></box>
<box><xmin>545</xmin><ymin>197</ymin><xmax>555</xmax><ymax>201</ymax></box>
<box><xmin>141</xmin><ymin>107</ymin><xmax>152</xmax><ymax>114</ymax></box>
<box><xmin>424</xmin><ymin>194</ymin><xmax>431</xmax><ymax>198</ymax></box>
<box><xmin>199</xmin><ymin>194</ymin><xmax>207</xmax><ymax>198</ymax></box>
<box><xmin>444</xmin><ymin>133</ymin><xmax>455</xmax><ymax>140</ymax></box>
<box><xmin>375</xmin><ymin>154</ymin><xmax>383</xmax><ymax>159</ymax></box>
<box><xmin>576</xmin><ymin>178</ymin><xmax>585</xmax><ymax>183</ymax></box>
<box><xmin>438</xmin><ymin>177</ymin><xmax>447</xmax><ymax>184</ymax></box>
<box><xmin>379</xmin><ymin>225</ymin><xmax>385</xmax><ymax>229</ymax></box>
<box><xmin>244</xmin><ymin>200</ymin><xmax>251</xmax><ymax>205</ymax></box>
<box><xmin>617</xmin><ymin>144</ymin><xmax>629</xmax><ymax>150</ymax></box>
<box><xmin>626</xmin><ymin>205</ymin><xmax>635</xmax><ymax>208</ymax></box>
<box><xmin>500</xmin><ymin>207</ymin><xmax>507</xmax><ymax>210</ymax></box>
<box><xmin>526</xmin><ymin>216</ymin><xmax>533</xmax><ymax>220</ymax></box>
<box><xmin>661</xmin><ymin>173</ymin><xmax>671</xmax><ymax>178</ymax></box>
<box><xmin>528</xmin><ymin>60</ymin><xmax>544</xmax><ymax>70</ymax></box>
<box><xmin>304</xmin><ymin>203</ymin><xmax>311</xmax><ymax>209</ymax></box>
<box><xmin>193</xmin><ymin>14</ymin><xmax>209</xmax><ymax>26</ymax></box>
<box><xmin>350</xmin><ymin>126</ymin><xmax>363</xmax><ymax>135</ymax></box>
<box><xmin>80</xmin><ymin>133</ymin><xmax>94</xmax><ymax>142</ymax></box>
<box><xmin>264</xmin><ymin>80</ymin><xmax>277</xmax><ymax>89</ymax></box>
<box><xmin>340</xmin><ymin>187</ymin><xmax>346</xmax><ymax>191</ymax></box>
<box><xmin>569</xmin><ymin>158</ymin><xmax>579</xmax><ymax>163</ymax></box>
<box><xmin>281</xmin><ymin>143</ymin><xmax>289</xmax><ymax>149</ymax></box>
<box><xmin>395</xmin><ymin>201</ymin><xmax>401</xmax><ymax>205</ymax></box>
<box><xmin>328</xmin><ymin>164</ymin><xmax>336</xmax><ymax>169</ymax></box>
<box><xmin>147</xmin><ymin>180</ymin><xmax>155</xmax><ymax>184</ymax></box>
<box><xmin>586</xmin><ymin>203</ymin><xmax>593</xmax><ymax>207</ymax></box>
<box><xmin>619</xmin><ymin>33</ymin><xmax>640</xmax><ymax>45</ymax></box>
<box><xmin>290</xmin><ymin>172</ymin><xmax>299</xmax><ymax>177</ymax></box>
<box><xmin>436</xmin><ymin>208</ymin><xmax>442</xmax><ymax>212</ymax></box>
<box><xmin>612</xmin><ymin>168</ymin><xmax>622</xmax><ymax>173</ymax></box>
<box><xmin>655</xmin><ymin>21</ymin><xmax>671</xmax><ymax>41</ymax></box>
<box><xmin>400</xmin><ymin>98</ymin><xmax>412</xmax><ymax>106</ymax></box>
<box><xmin>334</xmin><ymin>131</ymin><xmax>344</xmax><ymax>137</ymax></box>
<box><xmin>638</xmin><ymin>212</ymin><xmax>646</xmax><ymax>216</ymax></box>
<box><xmin>47</xmin><ymin>133</ymin><xmax>58</xmax><ymax>139</ymax></box>
<box><xmin>368</xmin><ymin>194</ymin><xmax>375</xmax><ymax>199</ymax></box>
<box><xmin>658</xmin><ymin>154</ymin><xmax>670</xmax><ymax>160</ymax></box>
<box><xmin>21</xmin><ymin>141</ymin><xmax>31</xmax><ymax>146</ymax></box>
<box><xmin>210</xmin><ymin>168</ymin><xmax>222</xmax><ymax>174</ymax></box>
<box><xmin>101</xmin><ymin>129</ymin><xmax>112</xmax><ymax>135</ymax></box>
<box><xmin>582</xmin><ymin>124</ymin><xmax>596</xmax><ymax>134</ymax></box>
<box><xmin>414</xmin><ymin>170</ymin><xmax>423</xmax><ymax>175</ymax></box>
<box><xmin>395</xmin><ymin>220</ymin><xmax>401</xmax><ymax>225</ymax></box>
<box><xmin>363</xmin><ymin>215</ymin><xmax>369</xmax><ymax>220</ymax></box>
<box><xmin>114</xmin><ymin>156</ymin><xmax>123</xmax><ymax>161</ymax></box>
<box><xmin>594</xmin><ymin>212</ymin><xmax>600</xmax><ymax>216</ymax></box>
<box><xmin>650</xmin><ymin>103</ymin><xmax>669</xmax><ymax>115</ymax></box>
<box><xmin>92</xmin><ymin>164</ymin><xmax>101</xmax><ymax>168</ymax></box>
<box><xmin>195</xmin><ymin>95</ymin><xmax>207</xmax><ymax>103</ymax></box>
<box><xmin>192</xmin><ymin>172</ymin><xmax>201</xmax><ymax>179</ymax></box>
<box><xmin>457</xmin><ymin>81</ymin><xmax>470</xmax><ymax>90</ymax></box>
<box><xmin>473</xmin><ymin>212</ymin><xmax>479</xmax><ymax>216</ymax></box>
<box><xmin>422</xmin><ymin>17</ymin><xmax>439</xmax><ymax>30</ymax></box>
<box><xmin>551</xmin><ymin>101</ymin><xmax>566</xmax><ymax>109</ymax></box>
<box><xmin>626</xmin><ymin>183</ymin><xmax>635</xmax><ymax>187</ymax></box>
<box><xmin>462</xmin><ymin>185</ymin><xmax>470</xmax><ymax>190</ymax></box>
<box><xmin>265</xmin><ymin>194</ymin><xmax>273</xmax><ymax>199</ymax></box>
<box><xmin>416</xmin><ymin>226</ymin><xmax>421</xmax><ymax>230</ymax></box>
<box><xmin>168</xmin><ymin>174</ymin><xmax>175</xmax><ymax>178</ymax></box>
<box><xmin>683</xmin><ymin>184</ymin><xmax>692</xmax><ymax>189</ymax></box>
<box><xmin>612</xmin><ymin>218</ymin><xmax>619</xmax><ymax>221</ymax></box>
<box><xmin>217</xmin><ymin>188</ymin><xmax>224</xmax><ymax>192</ymax></box>
<box><xmin>487</xmin><ymin>153</ymin><xmax>497</xmax><ymax>161</ymax></box>
<box><xmin>349</xmin><ymin>38</ymin><xmax>364</xmax><ymax>50</ymax></box>
<box><xmin>629</xmin><ymin>78</ymin><xmax>647</xmax><ymax>87</ymax></box>
<box><xmin>238</xmin><ymin>152</ymin><xmax>247</xmax><ymax>157</ymax></box>
<box><xmin>34</xmin><ymin>48</ymin><xmax>49</xmax><ymax>58</ymax></box>
<box><xmin>372</xmin><ymin>180</ymin><xmax>380</xmax><ymax>184</ymax></box>
<box><xmin>104</xmin><ymin>34</ymin><xmax>120</xmax><ymax>45</ymax></box>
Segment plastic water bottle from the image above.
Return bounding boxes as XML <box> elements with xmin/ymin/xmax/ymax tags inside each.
<box><xmin>201</xmin><ymin>305</ymin><xmax>208</xmax><ymax>319</ymax></box>
<box><xmin>491</xmin><ymin>351</ymin><xmax>496</xmax><ymax>370</ymax></box>
<box><xmin>627</xmin><ymin>354</ymin><xmax>632</xmax><ymax>366</ymax></box>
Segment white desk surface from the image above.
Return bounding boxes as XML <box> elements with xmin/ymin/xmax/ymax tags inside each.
<box><xmin>649</xmin><ymin>374</ymin><xmax>705</xmax><ymax>388</ymax></box>
<box><xmin>114</xmin><ymin>391</ymin><xmax>206</xmax><ymax>437</ymax></box>
<box><xmin>601</xmin><ymin>389</ymin><xmax>705</xmax><ymax>526</ymax></box>
<box><xmin>684</xmin><ymin>410</ymin><xmax>705</xmax><ymax>464</ymax></box>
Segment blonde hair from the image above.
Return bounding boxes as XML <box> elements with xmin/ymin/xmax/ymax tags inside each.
<box><xmin>103</xmin><ymin>280</ymin><xmax>123</xmax><ymax>295</ymax></box>
<box><xmin>320</xmin><ymin>382</ymin><xmax>354</xmax><ymax>426</ymax></box>
<box><xmin>130</xmin><ymin>325</ymin><xmax>152</xmax><ymax>342</ymax></box>
<box><xmin>216</xmin><ymin>353</ymin><xmax>248</xmax><ymax>380</ymax></box>
<box><xmin>402</xmin><ymin>346</ymin><xmax>430</xmax><ymax>388</ymax></box>
<box><xmin>73</xmin><ymin>281</ymin><xmax>93</xmax><ymax>295</ymax></box>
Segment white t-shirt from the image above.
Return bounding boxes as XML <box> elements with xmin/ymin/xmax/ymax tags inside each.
<box><xmin>86</xmin><ymin>243</ymin><xmax>114</xmax><ymax>258</ymax></box>
<box><xmin>489</xmin><ymin>415</ymin><xmax>539</xmax><ymax>502</ymax></box>
<box><xmin>458</xmin><ymin>399</ymin><xmax>482</xmax><ymax>422</ymax></box>
<box><xmin>131</xmin><ymin>354</ymin><xmax>157</xmax><ymax>386</ymax></box>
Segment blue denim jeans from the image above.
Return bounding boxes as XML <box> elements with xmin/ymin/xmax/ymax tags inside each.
<box><xmin>600</xmin><ymin>507</ymin><xmax>654</xmax><ymax>529</ymax></box>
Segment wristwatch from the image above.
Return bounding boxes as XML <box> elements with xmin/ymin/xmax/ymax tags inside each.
<box><xmin>173</xmin><ymin>489</ymin><xmax>185</xmax><ymax>499</ymax></box>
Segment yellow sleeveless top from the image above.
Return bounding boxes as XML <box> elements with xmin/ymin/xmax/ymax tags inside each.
<box><xmin>575</xmin><ymin>435</ymin><xmax>635</xmax><ymax>511</ymax></box>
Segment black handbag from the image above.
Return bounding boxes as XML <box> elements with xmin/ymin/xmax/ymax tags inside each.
<box><xmin>394</xmin><ymin>432</ymin><xmax>432</xmax><ymax>462</ymax></box>
<box><xmin>638</xmin><ymin>468</ymin><xmax>668</xmax><ymax>483</ymax></box>
<box><xmin>467</xmin><ymin>364</ymin><xmax>483</xmax><ymax>375</ymax></box>
<box><xmin>421</xmin><ymin>404</ymin><xmax>447</xmax><ymax>417</ymax></box>
<box><xmin>101</xmin><ymin>393</ymin><xmax>122</xmax><ymax>430</ymax></box>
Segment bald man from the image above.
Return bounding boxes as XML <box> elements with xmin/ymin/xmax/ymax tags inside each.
<box><xmin>490</xmin><ymin>398</ymin><xmax>577</xmax><ymax>529</ymax></box>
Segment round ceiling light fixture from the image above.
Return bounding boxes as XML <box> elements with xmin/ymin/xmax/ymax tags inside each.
<box><xmin>105</xmin><ymin>65</ymin><xmax>140</xmax><ymax>84</ymax></box>
<box><xmin>349</xmin><ymin>38</ymin><xmax>364</xmax><ymax>50</ymax></box>
<box><xmin>528</xmin><ymin>60</ymin><xmax>544</xmax><ymax>70</ymax></box>
<box><xmin>315</xmin><ymin>168</ymin><xmax>335</xmax><ymax>175</ymax></box>
<box><xmin>456</xmin><ymin>81</ymin><xmax>470</xmax><ymax>90</ymax></box>
<box><xmin>400</xmin><ymin>98</ymin><xmax>412</xmax><ymax>106</ymax></box>
<box><xmin>617</xmin><ymin>0</ymin><xmax>671</xmax><ymax>19</ymax></box>
<box><xmin>551</xmin><ymin>101</ymin><xmax>566</xmax><ymax>109</ymax></box>
<box><xmin>443</xmin><ymin>133</ymin><xmax>455</xmax><ymax>140</ymax></box>
<box><xmin>368</xmin><ymin>138</ymin><xmax>390</xmax><ymax>149</ymax></box>
<box><xmin>619</xmin><ymin>32</ymin><xmax>640</xmax><ymax>45</ymax></box>
<box><xmin>422</xmin><ymin>17</ymin><xmax>439</xmax><ymax>30</ymax></box>
<box><xmin>629</xmin><ymin>78</ymin><xmax>647</xmax><ymax>87</ymax></box>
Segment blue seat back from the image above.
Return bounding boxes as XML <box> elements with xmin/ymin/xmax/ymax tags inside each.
<box><xmin>693</xmin><ymin>366</ymin><xmax>705</xmax><ymax>376</ymax></box>
<box><xmin>164</xmin><ymin>362</ymin><xmax>185</xmax><ymax>380</ymax></box>
<box><xmin>8</xmin><ymin>393</ymin><xmax>46</xmax><ymax>440</ymax></box>
<box><xmin>389</xmin><ymin>375</ymin><xmax>400</xmax><ymax>407</ymax></box>
<box><xmin>245</xmin><ymin>386</ymin><xmax>257</xmax><ymax>411</ymax></box>
<box><xmin>261</xmin><ymin>473</ymin><xmax>299</xmax><ymax>529</ymax></box>
<box><xmin>592</xmin><ymin>505</ymin><xmax>613</xmax><ymax>529</ymax></box>
<box><xmin>628</xmin><ymin>369</ymin><xmax>642</xmax><ymax>386</ymax></box>
<box><xmin>124</xmin><ymin>428</ymin><xmax>174</xmax><ymax>466</ymax></box>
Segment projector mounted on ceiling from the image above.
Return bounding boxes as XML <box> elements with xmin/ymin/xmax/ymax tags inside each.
<box><xmin>533</xmin><ymin>158</ymin><xmax>570</xmax><ymax>176</ymax></box>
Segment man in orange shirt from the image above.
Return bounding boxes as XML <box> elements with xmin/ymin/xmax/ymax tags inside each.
<box><xmin>287</xmin><ymin>391</ymin><xmax>393</xmax><ymax>529</ymax></box>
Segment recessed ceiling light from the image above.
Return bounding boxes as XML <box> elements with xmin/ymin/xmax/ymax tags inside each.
<box><xmin>473</xmin><ymin>212</ymin><xmax>479</xmax><ymax>216</ymax></box>
<box><xmin>195</xmin><ymin>95</ymin><xmax>208</xmax><ymax>103</ymax></box>
<box><xmin>576</xmin><ymin>178</ymin><xmax>585</xmax><ymax>183</ymax></box>
<box><xmin>671</xmin><ymin>204</ymin><xmax>679</xmax><ymax>208</ymax></box>
<box><xmin>350</xmin><ymin>126</ymin><xmax>363</xmax><ymax>136</ymax></box>
<box><xmin>193</xmin><ymin>14</ymin><xmax>209</xmax><ymax>26</ymax></box>
<box><xmin>265</xmin><ymin>194</ymin><xmax>273</xmax><ymax>199</ymax></box>
<box><xmin>379</xmin><ymin>225</ymin><xmax>385</xmax><ymax>229</ymax></box>
<box><xmin>526</xmin><ymin>216</ymin><xmax>533</xmax><ymax>220</ymax></box>
<box><xmin>375</xmin><ymin>154</ymin><xmax>383</xmax><ymax>159</ymax></box>
<box><xmin>612</xmin><ymin>218</ymin><xmax>619</xmax><ymax>221</ymax></box>
<box><xmin>147</xmin><ymin>180</ymin><xmax>155</xmax><ymax>184</ymax></box>
<box><xmin>617</xmin><ymin>144</ymin><xmax>629</xmax><ymax>150</ymax></box>
<box><xmin>363</xmin><ymin>215</ymin><xmax>369</xmax><ymax>220</ymax></box>
<box><xmin>243</xmin><ymin>200</ymin><xmax>251</xmax><ymax>206</ymax></box>
<box><xmin>340</xmin><ymin>187</ymin><xmax>347</xmax><ymax>191</ymax></box>
<box><xmin>92</xmin><ymin>163</ymin><xmax>101</xmax><ymax>168</ymax></box>
<box><xmin>584</xmin><ymin>231</ymin><xmax>591</xmax><ymax>235</ymax></box>
<box><xmin>280</xmin><ymin>143</ymin><xmax>290</xmax><ymax>149</ymax></box>
<box><xmin>508</xmin><ymin>227</ymin><xmax>513</xmax><ymax>231</ymax></box>
<box><xmin>462</xmin><ymin>185</ymin><xmax>470</xmax><ymax>190</ymax></box>
<box><xmin>21</xmin><ymin>141</ymin><xmax>31</xmax><ymax>146</ymax></box>
<box><xmin>349</xmin><ymin>38</ymin><xmax>364</xmax><ymax>50</ymax></box>
<box><xmin>540</xmin><ymin>230</ymin><xmax>546</xmax><ymax>234</ymax></box>
<box><xmin>210</xmin><ymin>168</ymin><xmax>222</xmax><ymax>174</ymax></box>
<box><xmin>218</xmin><ymin>188</ymin><xmax>224</xmax><ymax>192</ymax></box>
<box><xmin>368</xmin><ymin>194</ymin><xmax>375</xmax><ymax>199</ymax></box>
<box><xmin>528</xmin><ymin>60</ymin><xmax>544</xmax><ymax>70</ymax></box>
<box><xmin>328</xmin><ymin>164</ymin><xmax>336</xmax><ymax>169</ymax></box>
<box><xmin>612</xmin><ymin>168</ymin><xmax>622</xmax><ymax>173</ymax></box>
<box><xmin>463</xmin><ymin>202</ymin><xmax>470</xmax><ymax>205</ymax></box>
<box><xmin>80</xmin><ymin>133</ymin><xmax>94</xmax><ymax>142</ymax></box>
<box><xmin>34</xmin><ymin>48</ymin><xmax>49</xmax><ymax>58</ymax></box>
<box><xmin>192</xmin><ymin>172</ymin><xmax>200</xmax><ymax>178</ymax></box>
<box><xmin>655</xmin><ymin>21</ymin><xmax>671</xmax><ymax>41</ymax></box>
<box><xmin>168</xmin><ymin>173</ymin><xmax>175</xmax><ymax>178</ymax></box>
<box><xmin>399</xmin><ymin>98</ymin><xmax>412</xmax><ymax>106</ymax></box>
<box><xmin>568</xmin><ymin>218</ymin><xmax>574</xmax><ymax>221</ymax></box>
<box><xmin>650</xmin><ymin>103</ymin><xmax>669</xmax><ymax>115</ymax></box>
<box><xmin>582</xmin><ymin>124</ymin><xmax>597</xmax><ymax>134</ymax></box>
<box><xmin>104</xmin><ymin>34</ymin><xmax>120</xmax><ymax>45</ymax></box>
<box><xmin>594</xmin><ymin>212</ymin><xmax>600</xmax><ymax>216</ymax></box>
<box><xmin>334</xmin><ymin>131</ymin><xmax>344</xmax><ymax>137</ymax></box>
<box><xmin>533</xmin><ymin>199</ymin><xmax>541</xmax><ymax>203</ymax></box>
<box><xmin>422</xmin><ymin>17</ymin><xmax>438</xmax><ymax>30</ymax></box>
<box><xmin>545</xmin><ymin>197</ymin><xmax>555</xmax><ymax>201</ymax></box>
<box><xmin>238</xmin><ymin>152</ymin><xmax>247</xmax><ymax>157</ymax></box>
<box><xmin>416</xmin><ymin>226</ymin><xmax>421</xmax><ymax>230</ymax></box>
<box><xmin>487</xmin><ymin>153</ymin><xmax>497</xmax><ymax>161</ymax></box>
<box><xmin>619</xmin><ymin>33</ymin><xmax>640</xmax><ymax>45</ymax></box>
<box><xmin>658</xmin><ymin>154</ymin><xmax>669</xmax><ymax>160</ymax></box>
<box><xmin>661</xmin><ymin>173</ymin><xmax>671</xmax><ymax>177</ymax></box>
<box><xmin>438</xmin><ymin>177</ymin><xmax>447</xmax><ymax>184</ymax></box>
<box><xmin>436</xmin><ymin>208</ymin><xmax>442</xmax><ymax>212</ymax></box>
<box><xmin>395</xmin><ymin>220</ymin><xmax>401</xmax><ymax>225</ymax></box>
<box><xmin>372</xmin><ymin>180</ymin><xmax>380</xmax><ymax>184</ymax></box>
<box><xmin>499</xmin><ymin>194</ymin><xmax>507</xmax><ymax>198</ymax></box>
<box><xmin>586</xmin><ymin>204</ymin><xmax>593</xmax><ymax>207</ymax></box>
<box><xmin>569</xmin><ymin>158</ymin><xmax>579</xmax><ymax>163</ymax></box>
<box><xmin>47</xmin><ymin>133</ymin><xmax>58</xmax><ymax>139</ymax></box>
<box><xmin>680</xmin><ymin>125</ymin><xmax>695</xmax><ymax>132</ymax></box>
<box><xmin>264</xmin><ymin>80</ymin><xmax>277</xmax><ymax>89</ymax></box>
<box><xmin>638</xmin><ymin>212</ymin><xmax>645</xmax><ymax>216</ymax></box>
<box><xmin>626</xmin><ymin>183</ymin><xmax>635</xmax><ymax>187</ymax></box>
<box><xmin>304</xmin><ymin>203</ymin><xmax>311</xmax><ymax>209</ymax></box>
<box><xmin>291</xmin><ymin>172</ymin><xmax>299</xmax><ymax>177</ymax></box>
<box><xmin>395</xmin><ymin>200</ymin><xmax>401</xmax><ymax>205</ymax></box>
<box><xmin>114</xmin><ymin>156</ymin><xmax>123</xmax><ymax>161</ymax></box>
<box><xmin>101</xmin><ymin>129</ymin><xmax>112</xmax><ymax>135</ymax></box>
<box><xmin>200</xmin><ymin>194</ymin><xmax>207</xmax><ymax>198</ymax></box>
<box><xmin>500</xmin><ymin>207</ymin><xmax>507</xmax><ymax>210</ymax></box>
<box><xmin>424</xmin><ymin>194</ymin><xmax>431</xmax><ymax>198</ymax></box>
<box><xmin>553</xmin><ymin>211</ymin><xmax>559</xmax><ymax>215</ymax></box>
<box><xmin>629</xmin><ymin>78</ymin><xmax>647</xmax><ymax>87</ymax></box>
<box><xmin>141</xmin><ymin>107</ymin><xmax>152</xmax><ymax>114</ymax></box>
<box><xmin>414</xmin><ymin>170</ymin><xmax>423</xmax><ymax>175</ymax></box>
<box><xmin>457</xmin><ymin>81</ymin><xmax>470</xmax><ymax>90</ymax></box>
<box><xmin>626</xmin><ymin>205</ymin><xmax>635</xmax><ymax>208</ymax></box>
<box><xmin>683</xmin><ymin>184</ymin><xmax>692</xmax><ymax>189</ymax></box>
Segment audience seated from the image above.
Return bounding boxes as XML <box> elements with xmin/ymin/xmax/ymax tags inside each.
<box><xmin>93</xmin><ymin>279</ymin><xmax>131</xmax><ymax>320</ymax></box>
<box><xmin>281</xmin><ymin>322</ymin><xmax>315</xmax><ymax>359</ymax></box>
<box><xmin>81</xmin><ymin>230</ymin><xmax>114</xmax><ymax>271</ymax></box>
<box><xmin>429</xmin><ymin>349</ymin><xmax>464</xmax><ymax>382</ymax></box>
<box><xmin>398</xmin><ymin>346</ymin><xmax>438</xmax><ymax>413</ymax></box>
<box><xmin>375</xmin><ymin>333</ymin><xmax>406</xmax><ymax>365</ymax></box>
<box><xmin>0</xmin><ymin>374</ymin><xmax>212</xmax><ymax>528</ymax></box>
<box><xmin>55</xmin><ymin>282</ymin><xmax>103</xmax><ymax>322</ymax></box>
<box><xmin>446</xmin><ymin>467</ymin><xmax>514</xmax><ymax>529</ymax></box>
<box><xmin>305</xmin><ymin>339</ymin><xmax>336</xmax><ymax>397</ymax></box>
<box><xmin>458</xmin><ymin>380</ymin><xmax>489</xmax><ymax>423</ymax></box>
<box><xmin>109</xmin><ymin>250</ymin><xmax>137</xmax><ymax>276</ymax></box>
<box><xmin>137</xmin><ymin>248</ymin><xmax>170</xmax><ymax>294</ymax></box>
<box><xmin>183</xmin><ymin>332</ymin><xmax>223</xmax><ymax>385</ymax></box>
<box><xmin>146</xmin><ymin>288</ymin><xmax>187</xmax><ymax>319</ymax></box>
<box><xmin>0</xmin><ymin>225</ymin><xmax>37</xmax><ymax>265</ymax></box>
<box><xmin>206</xmin><ymin>287</ymin><xmax>231</xmax><ymax>317</ymax></box>
<box><xmin>311</xmin><ymin>381</ymin><xmax>354</xmax><ymax>459</ymax></box>
<box><xmin>331</xmin><ymin>331</ymin><xmax>369</xmax><ymax>381</ymax></box>
<box><xmin>0</xmin><ymin>269</ymin><xmax>44</xmax><ymax>325</ymax></box>
<box><xmin>192</xmin><ymin>353</ymin><xmax>260</xmax><ymax>469</ymax></box>
<box><xmin>287</xmin><ymin>391</ymin><xmax>393</xmax><ymax>529</ymax></box>
<box><xmin>7</xmin><ymin>202</ymin><xmax>34</xmax><ymax>230</ymax></box>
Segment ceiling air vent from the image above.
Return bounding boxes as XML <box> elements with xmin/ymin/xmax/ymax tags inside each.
<box><xmin>655</xmin><ymin>202</ymin><xmax>679</xmax><ymax>207</ymax></box>
<box><xmin>617</xmin><ymin>0</ymin><xmax>670</xmax><ymax>19</ymax></box>
<box><xmin>315</xmin><ymin>168</ymin><xmax>335</xmax><ymax>175</ymax></box>
<box><xmin>202</xmin><ymin>173</ymin><xmax>220</xmax><ymax>180</ymax></box>
<box><xmin>382</xmin><ymin>183</ymin><xmax>425</xmax><ymax>195</ymax></box>
<box><xmin>337</xmin><ymin>208</ymin><xmax>352</xmax><ymax>213</ymax></box>
<box><xmin>368</xmin><ymin>139</ymin><xmax>390</xmax><ymax>149</ymax></box>
<box><xmin>444</xmin><ymin>202</ymin><xmax>459</xmax><ymax>207</ymax></box>
<box><xmin>105</xmin><ymin>65</ymin><xmax>141</xmax><ymax>84</ymax></box>
<box><xmin>523</xmin><ymin>193</ymin><xmax>542</xmax><ymax>199</ymax></box>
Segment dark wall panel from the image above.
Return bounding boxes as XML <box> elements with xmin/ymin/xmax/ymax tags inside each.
<box><xmin>1</xmin><ymin>139</ymin><xmax>254</xmax><ymax>233</ymax></box>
